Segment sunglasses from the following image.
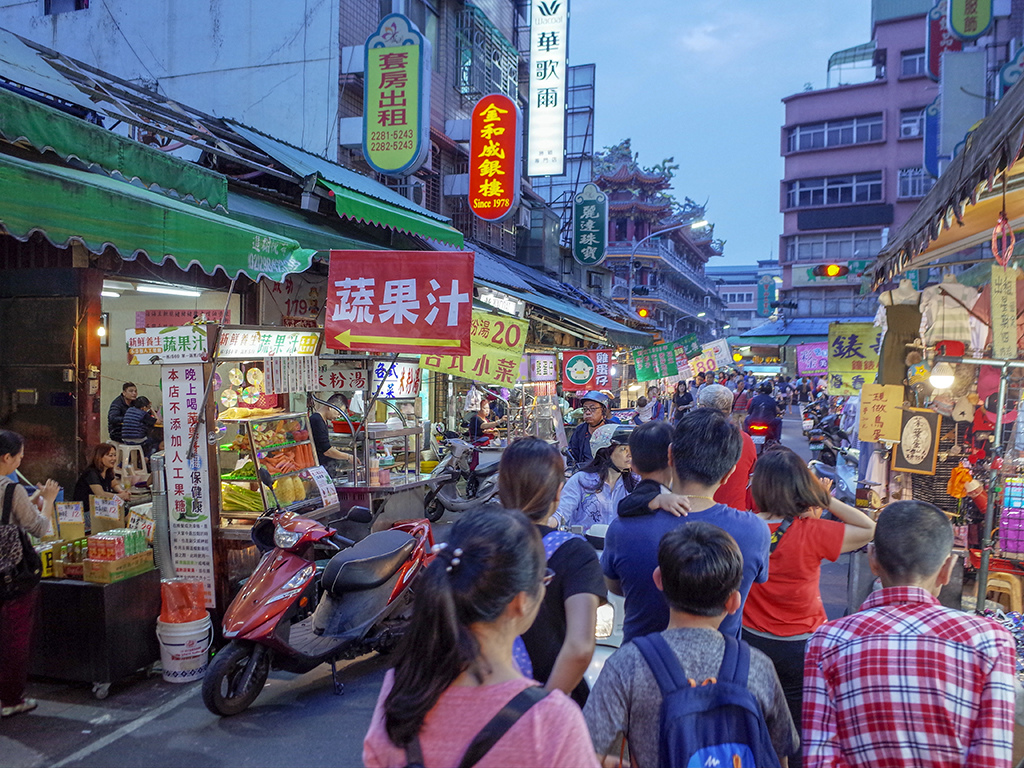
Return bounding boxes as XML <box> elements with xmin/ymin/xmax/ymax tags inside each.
<box><xmin>542</xmin><ymin>568</ymin><xmax>555</xmax><ymax>587</ymax></box>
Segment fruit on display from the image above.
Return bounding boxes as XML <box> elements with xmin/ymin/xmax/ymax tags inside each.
<box><xmin>260</xmin><ymin>444</ymin><xmax>315</xmax><ymax>475</ymax></box>
<box><xmin>273</xmin><ymin>476</ymin><xmax>306</xmax><ymax>506</ymax></box>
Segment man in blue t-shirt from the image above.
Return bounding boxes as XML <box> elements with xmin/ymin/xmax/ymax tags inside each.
<box><xmin>602</xmin><ymin>407</ymin><xmax>770</xmax><ymax>642</ymax></box>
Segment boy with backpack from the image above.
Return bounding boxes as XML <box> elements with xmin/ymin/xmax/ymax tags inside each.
<box><xmin>584</xmin><ymin>522</ymin><xmax>797</xmax><ymax>767</ymax></box>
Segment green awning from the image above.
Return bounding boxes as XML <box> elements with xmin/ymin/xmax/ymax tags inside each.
<box><xmin>320</xmin><ymin>178</ymin><xmax>464</xmax><ymax>248</ymax></box>
<box><xmin>0</xmin><ymin>87</ymin><xmax>227</xmax><ymax>209</ymax></box>
<box><xmin>736</xmin><ymin>335</ymin><xmax>791</xmax><ymax>346</ymax></box>
<box><xmin>0</xmin><ymin>151</ymin><xmax>315</xmax><ymax>282</ymax></box>
<box><xmin>226</xmin><ymin>191</ymin><xmax>386</xmax><ymax>253</ymax></box>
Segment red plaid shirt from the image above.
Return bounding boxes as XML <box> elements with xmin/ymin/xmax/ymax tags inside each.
<box><xmin>802</xmin><ymin>586</ymin><xmax>1015</xmax><ymax>768</ymax></box>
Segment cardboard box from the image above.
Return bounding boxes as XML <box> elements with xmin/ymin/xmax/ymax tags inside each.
<box><xmin>83</xmin><ymin>550</ymin><xmax>154</xmax><ymax>584</ymax></box>
<box><xmin>54</xmin><ymin>560</ymin><xmax>84</xmax><ymax>580</ymax></box>
<box><xmin>36</xmin><ymin>541</ymin><xmax>64</xmax><ymax>579</ymax></box>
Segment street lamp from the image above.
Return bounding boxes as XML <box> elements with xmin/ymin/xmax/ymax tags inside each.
<box><xmin>627</xmin><ymin>219</ymin><xmax>708</xmax><ymax>312</ymax></box>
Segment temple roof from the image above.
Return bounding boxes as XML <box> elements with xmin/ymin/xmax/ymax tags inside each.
<box><xmin>596</xmin><ymin>162</ymin><xmax>672</xmax><ymax>189</ymax></box>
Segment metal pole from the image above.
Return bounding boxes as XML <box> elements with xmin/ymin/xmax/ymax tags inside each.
<box><xmin>977</xmin><ymin>362</ymin><xmax>1009</xmax><ymax>612</ymax></box>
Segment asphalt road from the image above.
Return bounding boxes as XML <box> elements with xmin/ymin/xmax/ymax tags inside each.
<box><xmin>4</xmin><ymin>413</ymin><xmax>844</xmax><ymax>768</ymax></box>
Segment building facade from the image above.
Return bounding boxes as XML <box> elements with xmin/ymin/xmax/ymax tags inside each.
<box><xmin>596</xmin><ymin>141</ymin><xmax>726</xmax><ymax>343</ymax></box>
<box><xmin>706</xmin><ymin>260</ymin><xmax>781</xmax><ymax>336</ymax></box>
<box><xmin>779</xmin><ymin>1</ymin><xmax>938</xmax><ymax>317</ymax></box>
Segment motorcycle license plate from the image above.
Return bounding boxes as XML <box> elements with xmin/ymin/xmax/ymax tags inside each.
<box><xmin>809</xmin><ymin>443</ymin><xmax>824</xmax><ymax>451</ymax></box>
<box><xmin>751</xmin><ymin>435</ymin><xmax>766</xmax><ymax>445</ymax></box>
<box><xmin>802</xmin><ymin>420</ymin><xmax>813</xmax><ymax>430</ymax></box>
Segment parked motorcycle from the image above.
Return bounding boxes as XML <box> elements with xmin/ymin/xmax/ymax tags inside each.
<box><xmin>202</xmin><ymin>470</ymin><xmax>434</xmax><ymax>716</ymax></box>
<box><xmin>422</xmin><ymin>427</ymin><xmax>499</xmax><ymax>522</ymax></box>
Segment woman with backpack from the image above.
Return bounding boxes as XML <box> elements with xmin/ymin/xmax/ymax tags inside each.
<box><xmin>0</xmin><ymin>430</ymin><xmax>58</xmax><ymax>718</ymax></box>
<box><xmin>497</xmin><ymin>438</ymin><xmax>605</xmax><ymax>706</ymax></box>
<box><xmin>553</xmin><ymin>424</ymin><xmax>637</xmax><ymax>533</ymax></box>
<box><xmin>741</xmin><ymin>446</ymin><xmax>875</xmax><ymax>768</ymax></box>
<box><xmin>362</xmin><ymin>507</ymin><xmax>598</xmax><ymax>768</ymax></box>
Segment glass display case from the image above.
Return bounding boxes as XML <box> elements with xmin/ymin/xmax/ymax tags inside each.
<box><xmin>218</xmin><ymin>413</ymin><xmax>324</xmax><ymax>520</ymax></box>
<box><xmin>330</xmin><ymin>423</ymin><xmax>424</xmax><ymax>489</ymax></box>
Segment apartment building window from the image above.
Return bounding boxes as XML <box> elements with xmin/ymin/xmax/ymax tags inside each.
<box><xmin>900</xmin><ymin>49</ymin><xmax>926</xmax><ymax>77</ymax></box>
<box><xmin>723</xmin><ymin>292</ymin><xmax>753</xmax><ymax>304</ymax></box>
<box><xmin>786</xmin><ymin>114</ymin><xmax>882</xmax><ymax>152</ymax></box>
<box><xmin>44</xmin><ymin>0</ymin><xmax>87</xmax><ymax>12</ymax></box>
<box><xmin>786</xmin><ymin>172</ymin><xmax>882</xmax><ymax>208</ymax></box>
<box><xmin>900</xmin><ymin>108</ymin><xmax>926</xmax><ymax>138</ymax></box>
<box><xmin>898</xmin><ymin>167</ymin><xmax>935</xmax><ymax>199</ymax></box>
<box><xmin>455</xmin><ymin>5</ymin><xmax>518</xmax><ymax>98</ymax></box>
<box><xmin>785</xmin><ymin>231</ymin><xmax>883</xmax><ymax>262</ymax></box>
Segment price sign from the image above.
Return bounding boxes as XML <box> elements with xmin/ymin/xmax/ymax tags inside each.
<box><xmin>307</xmin><ymin>466</ymin><xmax>337</xmax><ymax>508</ymax></box>
<box><xmin>128</xmin><ymin>509</ymin><xmax>155</xmax><ymax>543</ymax></box>
<box><xmin>689</xmin><ymin>353</ymin><xmax>718</xmax><ymax>376</ymax></box>
<box><xmin>92</xmin><ymin>497</ymin><xmax>123</xmax><ymax>520</ymax></box>
<box><xmin>56</xmin><ymin>502</ymin><xmax>84</xmax><ymax>524</ymax></box>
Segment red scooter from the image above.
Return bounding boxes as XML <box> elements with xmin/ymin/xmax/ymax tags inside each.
<box><xmin>202</xmin><ymin>471</ymin><xmax>434</xmax><ymax>716</ymax></box>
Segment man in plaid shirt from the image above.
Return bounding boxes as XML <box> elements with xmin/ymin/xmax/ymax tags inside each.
<box><xmin>803</xmin><ymin>501</ymin><xmax>1016</xmax><ymax>768</ymax></box>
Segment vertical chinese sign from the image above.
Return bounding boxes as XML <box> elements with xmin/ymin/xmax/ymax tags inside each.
<box><xmin>527</xmin><ymin>0</ymin><xmax>568</xmax><ymax>176</ymax></box>
<box><xmin>926</xmin><ymin>1</ymin><xmax>961</xmax><ymax>80</ymax></box>
<box><xmin>560</xmin><ymin>349</ymin><xmax>614</xmax><ymax>392</ymax></box>
<box><xmin>420</xmin><ymin>311</ymin><xmax>528</xmax><ymax>387</ymax></box>
<box><xmin>469</xmin><ymin>94</ymin><xmax>521</xmax><ymax>221</ymax></box>
<box><xmin>326</xmin><ymin>250</ymin><xmax>474</xmax><ymax>354</ymax></box>
<box><xmin>573</xmin><ymin>183</ymin><xmax>608</xmax><ymax>266</ymax></box>
<box><xmin>858</xmin><ymin>384</ymin><xmax>903</xmax><ymax>443</ymax></box>
<box><xmin>162</xmin><ymin>364</ymin><xmax>216</xmax><ymax>608</ymax></box>
<box><xmin>756</xmin><ymin>275</ymin><xmax>776</xmax><ymax>317</ymax></box>
<box><xmin>991</xmin><ymin>263</ymin><xmax>1017</xmax><ymax>360</ymax></box>
<box><xmin>827</xmin><ymin>322</ymin><xmax>881</xmax><ymax>396</ymax></box>
<box><xmin>947</xmin><ymin>0</ymin><xmax>993</xmax><ymax>41</ymax></box>
<box><xmin>363</xmin><ymin>13</ymin><xmax>431</xmax><ymax>176</ymax></box>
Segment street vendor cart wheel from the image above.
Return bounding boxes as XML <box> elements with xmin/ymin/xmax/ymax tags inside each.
<box><xmin>92</xmin><ymin>682</ymin><xmax>111</xmax><ymax>700</ymax></box>
<box><xmin>202</xmin><ymin>641</ymin><xmax>270</xmax><ymax>716</ymax></box>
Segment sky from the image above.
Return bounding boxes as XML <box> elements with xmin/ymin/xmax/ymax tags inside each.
<box><xmin>570</xmin><ymin>0</ymin><xmax>873</xmax><ymax>266</ymax></box>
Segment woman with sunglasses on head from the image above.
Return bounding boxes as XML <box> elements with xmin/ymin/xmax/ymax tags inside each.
<box><xmin>363</xmin><ymin>507</ymin><xmax>598</xmax><ymax>768</ymax></box>
<box><xmin>498</xmin><ymin>438</ymin><xmax>605</xmax><ymax>707</ymax></box>
<box><xmin>741</xmin><ymin>446</ymin><xmax>875</xmax><ymax>768</ymax></box>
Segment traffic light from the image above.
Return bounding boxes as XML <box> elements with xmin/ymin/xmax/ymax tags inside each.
<box><xmin>812</xmin><ymin>264</ymin><xmax>849</xmax><ymax>278</ymax></box>
<box><xmin>637</xmin><ymin>307</ymin><xmax>649</xmax><ymax>318</ymax></box>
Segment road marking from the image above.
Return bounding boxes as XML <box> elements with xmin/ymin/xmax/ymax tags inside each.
<box><xmin>51</xmin><ymin>685</ymin><xmax>200</xmax><ymax>768</ymax></box>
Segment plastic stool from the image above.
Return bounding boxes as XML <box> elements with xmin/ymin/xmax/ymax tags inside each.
<box><xmin>115</xmin><ymin>443</ymin><xmax>147</xmax><ymax>485</ymax></box>
<box><xmin>986</xmin><ymin>572</ymin><xmax>1023</xmax><ymax>614</ymax></box>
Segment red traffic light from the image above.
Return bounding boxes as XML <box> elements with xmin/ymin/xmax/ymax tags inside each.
<box><xmin>812</xmin><ymin>264</ymin><xmax>849</xmax><ymax>277</ymax></box>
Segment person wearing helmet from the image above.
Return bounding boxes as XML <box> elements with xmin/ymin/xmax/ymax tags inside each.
<box><xmin>566</xmin><ymin>391</ymin><xmax>612</xmax><ymax>466</ymax></box>
<box><xmin>554</xmin><ymin>424</ymin><xmax>638</xmax><ymax>533</ymax></box>
<box><xmin>745</xmin><ymin>381</ymin><xmax>783</xmax><ymax>444</ymax></box>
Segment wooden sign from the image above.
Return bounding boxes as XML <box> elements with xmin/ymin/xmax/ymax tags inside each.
<box><xmin>991</xmin><ymin>264</ymin><xmax>1017</xmax><ymax>360</ymax></box>
<box><xmin>891</xmin><ymin>408</ymin><xmax>942</xmax><ymax>475</ymax></box>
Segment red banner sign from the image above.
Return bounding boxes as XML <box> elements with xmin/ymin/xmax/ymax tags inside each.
<box><xmin>927</xmin><ymin>1</ymin><xmax>961</xmax><ymax>81</ymax></box>
<box><xmin>469</xmin><ymin>94</ymin><xmax>521</xmax><ymax>222</ymax></box>
<box><xmin>325</xmin><ymin>250</ymin><xmax>473</xmax><ymax>355</ymax></box>
<box><xmin>559</xmin><ymin>349</ymin><xmax>614</xmax><ymax>392</ymax></box>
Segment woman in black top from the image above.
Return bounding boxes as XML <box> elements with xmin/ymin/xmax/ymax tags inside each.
<box><xmin>497</xmin><ymin>437</ymin><xmax>606</xmax><ymax>706</ymax></box>
<box><xmin>73</xmin><ymin>443</ymin><xmax>130</xmax><ymax>504</ymax></box>
<box><xmin>671</xmin><ymin>380</ymin><xmax>692</xmax><ymax>423</ymax></box>
<box><xmin>467</xmin><ymin>400</ymin><xmax>505</xmax><ymax>442</ymax></box>
<box><xmin>309</xmin><ymin>395</ymin><xmax>356</xmax><ymax>473</ymax></box>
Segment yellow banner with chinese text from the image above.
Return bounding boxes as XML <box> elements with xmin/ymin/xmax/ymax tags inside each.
<box><xmin>827</xmin><ymin>322</ymin><xmax>882</xmax><ymax>396</ymax></box>
<box><xmin>858</xmin><ymin>383</ymin><xmax>903</xmax><ymax>443</ymax></box>
<box><xmin>419</xmin><ymin>311</ymin><xmax>528</xmax><ymax>386</ymax></box>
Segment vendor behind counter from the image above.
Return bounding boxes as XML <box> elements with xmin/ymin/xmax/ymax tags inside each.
<box><xmin>310</xmin><ymin>394</ymin><xmax>357</xmax><ymax>473</ymax></box>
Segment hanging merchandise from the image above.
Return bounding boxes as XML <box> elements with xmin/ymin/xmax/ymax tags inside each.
<box><xmin>998</xmin><ymin>478</ymin><xmax>1024</xmax><ymax>555</ymax></box>
<box><xmin>918</xmin><ymin>274</ymin><xmax>983</xmax><ymax>350</ymax></box>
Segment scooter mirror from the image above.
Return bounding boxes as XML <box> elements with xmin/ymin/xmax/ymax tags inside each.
<box><xmin>258</xmin><ymin>467</ymin><xmax>274</xmax><ymax>487</ymax></box>
<box><xmin>347</xmin><ymin>506</ymin><xmax>373</xmax><ymax>524</ymax></box>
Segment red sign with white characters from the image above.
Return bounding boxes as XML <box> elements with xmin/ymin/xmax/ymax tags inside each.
<box><xmin>469</xmin><ymin>94</ymin><xmax>521</xmax><ymax>222</ymax></box>
<box><xmin>325</xmin><ymin>250</ymin><xmax>474</xmax><ymax>355</ymax></box>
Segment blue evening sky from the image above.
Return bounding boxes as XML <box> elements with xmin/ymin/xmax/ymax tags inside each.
<box><xmin>570</xmin><ymin>1</ymin><xmax>872</xmax><ymax>266</ymax></box>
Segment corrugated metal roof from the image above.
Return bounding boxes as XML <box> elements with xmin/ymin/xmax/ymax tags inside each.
<box><xmin>463</xmin><ymin>242</ymin><xmax>533</xmax><ymax>292</ymax></box>
<box><xmin>740</xmin><ymin>316</ymin><xmax>875</xmax><ymax>339</ymax></box>
<box><xmin>0</xmin><ymin>28</ymin><xmax>96</xmax><ymax>109</ymax></box>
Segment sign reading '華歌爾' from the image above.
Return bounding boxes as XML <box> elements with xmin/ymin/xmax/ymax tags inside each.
<box><xmin>363</xmin><ymin>14</ymin><xmax>431</xmax><ymax>176</ymax></box>
<box><xmin>528</xmin><ymin>0</ymin><xmax>568</xmax><ymax>176</ymax></box>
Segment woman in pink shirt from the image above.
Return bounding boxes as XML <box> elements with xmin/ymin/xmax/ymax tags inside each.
<box><xmin>363</xmin><ymin>508</ymin><xmax>599</xmax><ymax>768</ymax></box>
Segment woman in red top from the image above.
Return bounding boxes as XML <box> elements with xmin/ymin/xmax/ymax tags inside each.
<box><xmin>741</xmin><ymin>446</ymin><xmax>875</xmax><ymax>768</ymax></box>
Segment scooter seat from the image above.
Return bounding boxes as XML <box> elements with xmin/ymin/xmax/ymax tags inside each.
<box><xmin>322</xmin><ymin>530</ymin><xmax>416</xmax><ymax>594</ymax></box>
<box><xmin>474</xmin><ymin>460</ymin><xmax>500</xmax><ymax>478</ymax></box>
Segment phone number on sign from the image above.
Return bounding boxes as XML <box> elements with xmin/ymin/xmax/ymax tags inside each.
<box><xmin>368</xmin><ymin>130</ymin><xmax>414</xmax><ymax>141</ymax></box>
<box><xmin>370</xmin><ymin>140</ymin><xmax>415</xmax><ymax>152</ymax></box>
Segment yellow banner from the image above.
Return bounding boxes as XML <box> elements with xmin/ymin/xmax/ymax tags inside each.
<box><xmin>419</xmin><ymin>311</ymin><xmax>528</xmax><ymax>386</ymax></box>
<box><xmin>991</xmin><ymin>264</ymin><xmax>1017</xmax><ymax>360</ymax></box>
<box><xmin>828</xmin><ymin>322</ymin><xmax>881</xmax><ymax>396</ymax></box>
<box><xmin>858</xmin><ymin>384</ymin><xmax>903</xmax><ymax>443</ymax></box>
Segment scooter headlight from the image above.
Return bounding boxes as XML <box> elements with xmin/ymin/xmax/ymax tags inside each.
<box><xmin>595</xmin><ymin>603</ymin><xmax>615</xmax><ymax>639</ymax></box>
<box><xmin>274</xmin><ymin>525</ymin><xmax>302</xmax><ymax>550</ymax></box>
<box><xmin>282</xmin><ymin>564</ymin><xmax>315</xmax><ymax>591</ymax></box>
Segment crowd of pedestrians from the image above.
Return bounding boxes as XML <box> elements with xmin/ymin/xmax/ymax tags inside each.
<box><xmin>361</xmin><ymin>380</ymin><xmax>1021</xmax><ymax>767</ymax></box>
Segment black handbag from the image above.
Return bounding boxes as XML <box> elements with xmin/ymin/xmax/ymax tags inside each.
<box><xmin>0</xmin><ymin>481</ymin><xmax>43</xmax><ymax>600</ymax></box>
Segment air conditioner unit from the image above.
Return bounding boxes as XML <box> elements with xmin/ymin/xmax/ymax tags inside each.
<box><xmin>587</xmin><ymin>272</ymin><xmax>603</xmax><ymax>288</ymax></box>
<box><xmin>406</xmin><ymin>178</ymin><xmax>426</xmax><ymax>206</ymax></box>
<box><xmin>900</xmin><ymin>123</ymin><xmax>921</xmax><ymax>138</ymax></box>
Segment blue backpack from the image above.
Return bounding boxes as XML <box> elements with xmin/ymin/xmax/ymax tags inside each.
<box><xmin>633</xmin><ymin>633</ymin><xmax>781</xmax><ymax>768</ymax></box>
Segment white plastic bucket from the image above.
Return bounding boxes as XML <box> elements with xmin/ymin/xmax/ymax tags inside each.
<box><xmin>156</xmin><ymin>615</ymin><xmax>213</xmax><ymax>683</ymax></box>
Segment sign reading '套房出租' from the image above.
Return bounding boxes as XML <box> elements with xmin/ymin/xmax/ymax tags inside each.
<box><xmin>363</xmin><ymin>14</ymin><xmax>431</xmax><ymax>176</ymax></box>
